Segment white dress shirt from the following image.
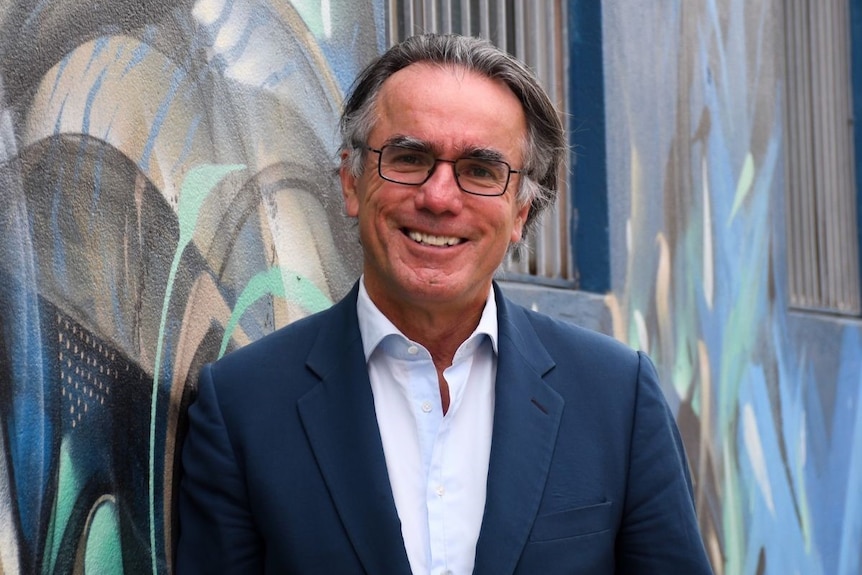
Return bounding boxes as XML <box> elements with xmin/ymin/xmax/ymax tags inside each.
<box><xmin>357</xmin><ymin>279</ymin><xmax>497</xmax><ymax>575</ymax></box>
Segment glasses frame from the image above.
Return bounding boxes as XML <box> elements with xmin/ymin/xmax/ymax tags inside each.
<box><xmin>365</xmin><ymin>145</ymin><xmax>523</xmax><ymax>197</ymax></box>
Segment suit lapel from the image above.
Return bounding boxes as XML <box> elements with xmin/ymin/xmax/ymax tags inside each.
<box><xmin>473</xmin><ymin>287</ymin><xmax>564</xmax><ymax>575</ymax></box>
<box><xmin>297</xmin><ymin>285</ymin><xmax>412</xmax><ymax>575</ymax></box>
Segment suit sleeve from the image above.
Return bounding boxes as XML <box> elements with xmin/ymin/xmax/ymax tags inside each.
<box><xmin>615</xmin><ymin>351</ymin><xmax>714</xmax><ymax>574</ymax></box>
<box><xmin>176</xmin><ymin>363</ymin><xmax>264</xmax><ymax>573</ymax></box>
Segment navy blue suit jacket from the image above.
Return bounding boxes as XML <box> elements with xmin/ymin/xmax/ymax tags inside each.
<box><xmin>177</xmin><ymin>282</ymin><xmax>712</xmax><ymax>574</ymax></box>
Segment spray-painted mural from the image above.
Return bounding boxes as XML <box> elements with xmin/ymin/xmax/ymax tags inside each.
<box><xmin>602</xmin><ymin>1</ymin><xmax>862</xmax><ymax>574</ymax></box>
<box><xmin>0</xmin><ymin>1</ymin><xmax>378</xmax><ymax>572</ymax></box>
<box><xmin>2</xmin><ymin>0</ymin><xmax>861</xmax><ymax>574</ymax></box>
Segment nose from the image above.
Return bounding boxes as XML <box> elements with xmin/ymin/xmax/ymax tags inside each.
<box><xmin>414</xmin><ymin>159</ymin><xmax>463</xmax><ymax>214</ymax></box>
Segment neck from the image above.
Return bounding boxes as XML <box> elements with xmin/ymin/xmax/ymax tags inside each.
<box><xmin>366</xmin><ymin>285</ymin><xmax>490</xmax><ymax>371</ymax></box>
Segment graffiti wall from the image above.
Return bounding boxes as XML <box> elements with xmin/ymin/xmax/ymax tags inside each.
<box><xmin>602</xmin><ymin>1</ymin><xmax>862</xmax><ymax>574</ymax></box>
<box><xmin>0</xmin><ymin>1</ymin><xmax>379</xmax><ymax>572</ymax></box>
<box><xmin>3</xmin><ymin>0</ymin><xmax>861</xmax><ymax>574</ymax></box>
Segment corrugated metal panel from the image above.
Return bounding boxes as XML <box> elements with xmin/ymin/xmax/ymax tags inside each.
<box><xmin>784</xmin><ymin>0</ymin><xmax>861</xmax><ymax>315</ymax></box>
<box><xmin>386</xmin><ymin>0</ymin><xmax>572</xmax><ymax>282</ymax></box>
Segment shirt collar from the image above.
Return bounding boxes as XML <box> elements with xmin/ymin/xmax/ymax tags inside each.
<box><xmin>356</xmin><ymin>276</ymin><xmax>499</xmax><ymax>362</ymax></box>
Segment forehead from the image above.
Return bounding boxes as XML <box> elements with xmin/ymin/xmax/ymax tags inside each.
<box><xmin>371</xmin><ymin>63</ymin><xmax>528</xmax><ymax>159</ymax></box>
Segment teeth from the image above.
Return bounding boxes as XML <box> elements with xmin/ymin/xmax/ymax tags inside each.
<box><xmin>408</xmin><ymin>230</ymin><xmax>461</xmax><ymax>247</ymax></box>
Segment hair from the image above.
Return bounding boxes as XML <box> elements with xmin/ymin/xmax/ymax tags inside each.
<box><xmin>338</xmin><ymin>33</ymin><xmax>567</xmax><ymax>244</ymax></box>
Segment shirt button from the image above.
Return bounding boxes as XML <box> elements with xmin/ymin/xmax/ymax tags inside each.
<box><xmin>435</xmin><ymin>485</ymin><xmax>445</xmax><ymax>497</ymax></box>
<box><xmin>441</xmin><ymin>570</ymin><xmax>453</xmax><ymax>575</ymax></box>
<box><xmin>407</xmin><ymin>345</ymin><xmax>419</xmax><ymax>355</ymax></box>
<box><xmin>421</xmin><ymin>401</ymin><xmax>433</xmax><ymax>413</ymax></box>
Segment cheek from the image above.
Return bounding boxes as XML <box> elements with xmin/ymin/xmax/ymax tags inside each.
<box><xmin>354</xmin><ymin>185</ymin><xmax>397</xmax><ymax>240</ymax></box>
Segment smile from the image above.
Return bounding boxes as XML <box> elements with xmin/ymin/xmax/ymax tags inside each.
<box><xmin>406</xmin><ymin>230</ymin><xmax>463</xmax><ymax>247</ymax></box>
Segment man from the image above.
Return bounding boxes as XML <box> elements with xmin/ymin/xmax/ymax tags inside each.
<box><xmin>177</xmin><ymin>34</ymin><xmax>713</xmax><ymax>574</ymax></box>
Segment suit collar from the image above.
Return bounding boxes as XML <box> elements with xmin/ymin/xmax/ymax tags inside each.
<box><xmin>473</xmin><ymin>283</ymin><xmax>563</xmax><ymax>575</ymax></box>
<box><xmin>299</xmin><ymin>283</ymin><xmax>412</xmax><ymax>575</ymax></box>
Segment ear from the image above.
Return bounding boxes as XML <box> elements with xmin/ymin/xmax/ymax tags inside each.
<box><xmin>340</xmin><ymin>150</ymin><xmax>360</xmax><ymax>217</ymax></box>
<box><xmin>510</xmin><ymin>202</ymin><xmax>531</xmax><ymax>243</ymax></box>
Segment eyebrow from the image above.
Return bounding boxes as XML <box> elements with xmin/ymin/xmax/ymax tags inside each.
<box><xmin>383</xmin><ymin>135</ymin><xmax>430</xmax><ymax>151</ymax></box>
<box><xmin>383</xmin><ymin>135</ymin><xmax>508</xmax><ymax>163</ymax></box>
<box><xmin>460</xmin><ymin>147</ymin><xmax>507</xmax><ymax>163</ymax></box>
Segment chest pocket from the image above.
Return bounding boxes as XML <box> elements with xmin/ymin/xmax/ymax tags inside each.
<box><xmin>529</xmin><ymin>500</ymin><xmax>614</xmax><ymax>542</ymax></box>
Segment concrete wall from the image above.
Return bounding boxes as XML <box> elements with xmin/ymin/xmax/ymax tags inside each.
<box><xmin>0</xmin><ymin>1</ymin><xmax>860</xmax><ymax>574</ymax></box>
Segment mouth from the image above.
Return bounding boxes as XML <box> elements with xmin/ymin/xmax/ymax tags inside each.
<box><xmin>405</xmin><ymin>229</ymin><xmax>464</xmax><ymax>247</ymax></box>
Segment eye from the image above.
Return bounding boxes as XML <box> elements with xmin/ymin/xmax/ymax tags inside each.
<box><xmin>458</xmin><ymin>159</ymin><xmax>504</xmax><ymax>181</ymax></box>
<box><xmin>384</xmin><ymin>146</ymin><xmax>433</xmax><ymax>170</ymax></box>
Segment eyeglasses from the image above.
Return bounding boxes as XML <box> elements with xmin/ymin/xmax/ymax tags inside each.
<box><xmin>365</xmin><ymin>144</ymin><xmax>522</xmax><ymax>197</ymax></box>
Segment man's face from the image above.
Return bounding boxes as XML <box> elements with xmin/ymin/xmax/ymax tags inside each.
<box><xmin>341</xmin><ymin>63</ymin><xmax>531</xmax><ymax>314</ymax></box>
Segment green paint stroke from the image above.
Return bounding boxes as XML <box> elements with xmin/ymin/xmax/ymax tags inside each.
<box><xmin>150</xmin><ymin>163</ymin><xmax>244</xmax><ymax>574</ymax></box>
<box><xmin>85</xmin><ymin>499</ymin><xmax>123</xmax><ymax>574</ymax></box>
<box><xmin>218</xmin><ymin>267</ymin><xmax>333</xmax><ymax>358</ymax></box>
<box><xmin>717</xmin><ymin>252</ymin><xmax>762</xmax><ymax>432</ymax></box>
<box><xmin>722</xmin><ymin>447</ymin><xmax>744</xmax><ymax>575</ymax></box>
<box><xmin>292</xmin><ymin>0</ymin><xmax>326</xmax><ymax>37</ymax></box>
<box><xmin>43</xmin><ymin>440</ymin><xmax>81</xmax><ymax>575</ymax></box>
<box><xmin>729</xmin><ymin>153</ymin><xmax>755</xmax><ymax>223</ymax></box>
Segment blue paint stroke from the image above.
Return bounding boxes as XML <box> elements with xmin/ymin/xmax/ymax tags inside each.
<box><xmin>48</xmin><ymin>53</ymin><xmax>72</xmax><ymax>108</ymax></box>
<box><xmin>836</xmin><ymin>330</ymin><xmax>862</xmax><ymax>575</ymax></box>
<box><xmin>171</xmin><ymin>113</ymin><xmax>202</xmax><ymax>179</ymax></box>
<box><xmin>122</xmin><ymin>42</ymin><xmax>152</xmax><ymax>79</ymax></box>
<box><xmin>139</xmin><ymin>66</ymin><xmax>187</xmax><ymax>173</ymax></box>
<box><xmin>737</xmin><ymin>367</ymin><xmax>821</xmax><ymax>574</ymax></box>
<box><xmin>81</xmin><ymin>68</ymin><xmax>107</xmax><ymax>138</ymax></box>
<box><xmin>219</xmin><ymin>3</ymin><xmax>268</xmax><ymax>65</ymax></box>
<box><xmin>83</xmin><ymin>37</ymin><xmax>111</xmax><ymax>77</ymax></box>
<box><xmin>22</xmin><ymin>0</ymin><xmax>51</xmax><ymax>31</ymax></box>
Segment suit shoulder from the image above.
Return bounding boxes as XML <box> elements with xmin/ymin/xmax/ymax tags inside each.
<box><xmin>505</xmin><ymin>302</ymin><xmax>647</xmax><ymax>394</ymax></box>
<box><xmin>507</xmin><ymin>303</ymin><xmax>657</xmax><ymax>416</ymax></box>
<box><xmin>519</xmin><ymin>304</ymin><xmax>638</xmax><ymax>364</ymax></box>
<box><xmin>200</xmin><ymin>301</ymin><xmax>352</xmax><ymax>402</ymax></box>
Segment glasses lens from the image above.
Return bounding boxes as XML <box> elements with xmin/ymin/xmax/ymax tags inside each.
<box><xmin>454</xmin><ymin>158</ymin><xmax>509</xmax><ymax>195</ymax></box>
<box><xmin>379</xmin><ymin>146</ymin><xmax>435</xmax><ymax>184</ymax></box>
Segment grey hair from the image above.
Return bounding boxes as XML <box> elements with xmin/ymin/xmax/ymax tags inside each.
<box><xmin>338</xmin><ymin>33</ymin><xmax>566</xmax><ymax>244</ymax></box>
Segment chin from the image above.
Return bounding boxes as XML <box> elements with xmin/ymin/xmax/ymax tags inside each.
<box><xmin>405</xmin><ymin>275</ymin><xmax>483</xmax><ymax>300</ymax></box>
